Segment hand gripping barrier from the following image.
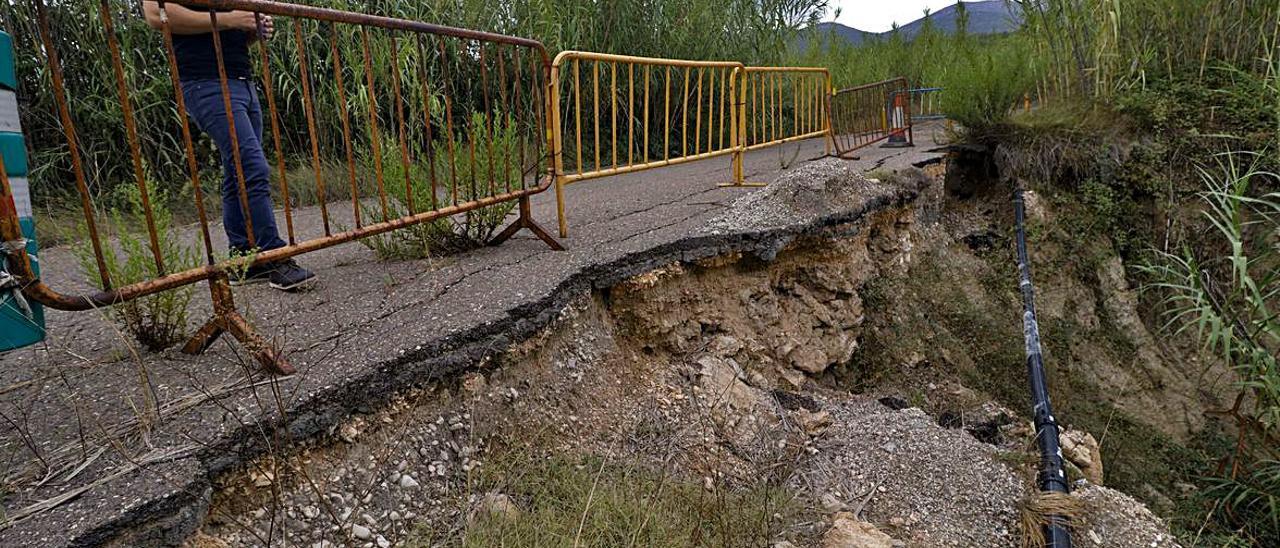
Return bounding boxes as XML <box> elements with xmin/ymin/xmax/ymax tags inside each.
<box><xmin>0</xmin><ymin>0</ymin><xmax>562</xmax><ymax>374</ymax></box>
<box><xmin>828</xmin><ymin>77</ymin><xmax>913</xmax><ymax>157</ymax></box>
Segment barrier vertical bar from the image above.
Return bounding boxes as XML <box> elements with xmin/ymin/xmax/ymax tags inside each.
<box><xmin>294</xmin><ymin>18</ymin><xmax>331</xmax><ymax>236</ymax></box>
<box><xmin>360</xmin><ymin>27</ymin><xmax>391</xmax><ymax>221</ymax></box>
<box><xmin>328</xmin><ymin>23</ymin><xmax>362</xmax><ymax>229</ymax></box>
<box><xmin>254</xmin><ymin>12</ymin><xmax>296</xmax><ymax>244</ymax></box>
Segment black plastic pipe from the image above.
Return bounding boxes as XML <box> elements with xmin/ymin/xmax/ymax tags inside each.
<box><xmin>1013</xmin><ymin>184</ymin><xmax>1073</xmax><ymax>548</ymax></box>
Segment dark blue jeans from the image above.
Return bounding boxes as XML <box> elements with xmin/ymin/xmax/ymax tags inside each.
<box><xmin>183</xmin><ymin>79</ymin><xmax>286</xmax><ymax>253</ymax></box>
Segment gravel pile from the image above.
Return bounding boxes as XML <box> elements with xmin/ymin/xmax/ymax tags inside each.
<box><xmin>1075</xmin><ymin>483</ymin><xmax>1183</xmax><ymax>547</ymax></box>
<box><xmin>792</xmin><ymin>398</ymin><xmax>1029</xmax><ymax>547</ymax></box>
<box><xmin>704</xmin><ymin>159</ymin><xmax>893</xmax><ymax>234</ymax></box>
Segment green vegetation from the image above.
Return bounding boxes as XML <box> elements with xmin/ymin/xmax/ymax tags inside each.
<box><xmin>359</xmin><ymin>112</ymin><xmax>523</xmax><ymax>260</ymax></box>
<box><xmin>1138</xmin><ymin>156</ymin><xmax>1280</xmax><ymax>545</ymax></box>
<box><xmin>72</xmin><ymin>183</ymin><xmax>197</xmax><ymax>351</ymax></box>
<box><xmin>408</xmin><ymin>454</ymin><xmax>799</xmax><ymax>547</ymax></box>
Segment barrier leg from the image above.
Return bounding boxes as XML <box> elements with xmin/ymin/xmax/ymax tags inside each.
<box><xmin>717</xmin><ymin>150</ymin><xmax>766</xmax><ymax>188</ymax></box>
<box><xmin>554</xmin><ymin>177</ymin><xmax>569</xmax><ymax>238</ymax></box>
<box><xmin>182</xmin><ymin>273</ymin><xmax>295</xmax><ymax>376</ymax></box>
<box><xmin>489</xmin><ymin>196</ymin><xmax>564</xmax><ymax>250</ymax></box>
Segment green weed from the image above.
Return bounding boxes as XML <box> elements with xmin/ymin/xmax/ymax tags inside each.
<box><xmin>1138</xmin><ymin>153</ymin><xmax>1280</xmax><ymax>544</ymax></box>
<box><xmin>358</xmin><ymin>111</ymin><xmax>524</xmax><ymax>260</ymax></box>
<box><xmin>73</xmin><ymin>183</ymin><xmax>197</xmax><ymax>351</ymax></box>
<box><xmin>407</xmin><ymin>454</ymin><xmax>800</xmax><ymax>547</ymax></box>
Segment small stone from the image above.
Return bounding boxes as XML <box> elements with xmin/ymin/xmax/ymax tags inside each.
<box><xmin>302</xmin><ymin>506</ymin><xmax>320</xmax><ymax>520</ymax></box>
<box><xmin>472</xmin><ymin>492</ymin><xmax>521</xmax><ymax>522</ymax></box>
<box><xmin>712</xmin><ymin>335</ymin><xmax>743</xmax><ymax>356</ymax></box>
<box><xmin>1088</xmin><ymin>529</ymin><xmax>1103</xmax><ymax>544</ymax></box>
<box><xmin>399</xmin><ymin>475</ymin><xmax>420</xmax><ymax>489</ymax></box>
<box><xmin>1061</xmin><ymin>429</ymin><xmax>1104</xmax><ymax>485</ymax></box>
<box><xmin>376</xmin><ymin>535</ymin><xmax>391</xmax><ymax>548</ymax></box>
<box><xmin>339</xmin><ymin>423</ymin><xmax>360</xmax><ymax>443</ymax></box>
<box><xmin>795</xmin><ymin>409</ymin><xmax>834</xmax><ymax>435</ymax></box>
<box><xmin>881</xmin><ymin>442</ymin><xmax>897</xmax><ymax>454</ymax></box>
<box><xmin>460</xmin><ymin>372</ymin><xmax>487</xmax><ymax>395</ymax></box>
<box><xmin>249</xmin><ymin>469</ymin><xmax>274</xmax><ymax>488</ymax></box>
<box><xmin>351</xmin><ymin>524</ymin><xmax>372</xmax><ymax>540</ymax></box>
<box><xmin>820</xmin><ymin>493</ymin><xmax>845</xmax><ymax>512</ymax></box>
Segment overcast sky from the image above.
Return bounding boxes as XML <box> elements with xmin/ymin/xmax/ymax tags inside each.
<box><xmin>827</xmin><ymin>0</ymin><xmax>968</xmax><ymax>32</ymax></box>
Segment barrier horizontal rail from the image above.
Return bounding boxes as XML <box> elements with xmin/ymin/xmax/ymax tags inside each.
<box><xmin>829</xmin><ymin>77</ymin><xmax>912</xmax><ymax>157</ymax></box>
<box><xmin>549</xmin><ymin>51</ymin><xmax>745</xmax><ymax>237</ymax></box>
<box><xmin>0</xmin><ymin>0</ymin><xmax>561</xmax><ymax>374</ymax></box>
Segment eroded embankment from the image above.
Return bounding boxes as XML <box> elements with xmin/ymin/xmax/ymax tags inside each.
<box><xmin>192</xmin><ymin>162</ymin><xmax>1178</xmax><ymax>548</ymax></box>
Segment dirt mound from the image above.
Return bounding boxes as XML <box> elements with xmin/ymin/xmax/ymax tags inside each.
<box><xmin>1075</xmin><ymin>484</ymin><xmax>1183</xmax><ymax>547</ymax></box>
<box><xmin>793</xmin><ymin>398</ymin><xmax>1028</xmax><ymax>547</ymax></box>
<box><xmin>705</xmin><ymin>159</ymin><xmax>899</xmax><ymax>233</ymax></box>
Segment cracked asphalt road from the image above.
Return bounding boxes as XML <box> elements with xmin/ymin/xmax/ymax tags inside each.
<box><xmin>0</xmin><ymin>124</ymin><xmax>945</xmax><ymax>546</ymax></box>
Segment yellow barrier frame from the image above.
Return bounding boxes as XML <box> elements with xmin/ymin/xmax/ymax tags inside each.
<box><xmin>550</xmin><ymin>53</ymin><xmax>838</xmax><ymax>236</ymax></box>
<box><xmin>551</xmin><ymin>51</ymin><xmax>746</xmax><ymax>236</ymax></box>
<box><xmin>728</xmin><ymin>66</ymin><xmax>832</xmax><ymax>187</ymax></box>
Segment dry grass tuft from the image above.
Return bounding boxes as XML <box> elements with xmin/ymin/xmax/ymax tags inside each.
<box><xmin>1018</xmin><ymin>491</ymin><xmax>1085</xmax><ymax>548</ymax></box>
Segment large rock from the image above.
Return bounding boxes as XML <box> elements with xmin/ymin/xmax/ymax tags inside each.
<box><xmin>1061</xmin><ymin>429</ymin><xmax>1104</xmax><ymax>485</ymax></box>
<box><xmin>695</xmin><ymin>356</ymin><xmax>771</xmax><ymax>446</ymax></box>
<box><xmin>697</xmin><ymin>356</ymin><xmax>763</xmax><ymax>412</ymax></box>
<box><xmin>822</xmin><ymin>512</ymin><xmax>895</xmax><ymax>548</ymax></box>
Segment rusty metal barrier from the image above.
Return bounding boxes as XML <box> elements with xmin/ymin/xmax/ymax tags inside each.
<box><xmin>828</xmin><ymin>77</ymin><xmax>912</xmax><ymax>157</ymax></box>
<box><xmin>550</xmin><ymin>52</ymin><xmax>745</xmax><ymax>237</ymax></box>
<box><xmin>0</xmin><ymin>0</ymin><xmax>562</xmax><ymax>374</ymax></box>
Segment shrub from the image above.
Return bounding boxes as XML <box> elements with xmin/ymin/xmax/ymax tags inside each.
<box><xmin>408</xmin><ymin>454</ymin><xmax>799</xmax><ymax>547</ymax></box>
<box><xmin>74</xmin><ymin>183</ymin><xmax>197</xmax><ymax>351</ymax></box>
<box><xmin>359</xmin><ymin>111</ymin><xmax>523</xmax><ymax>260</ymax></box>
<box><xmin>933</xmin><ymin>38</ymin><xmax>1037</xmax><ymax>134</ymax></box>
<box><xmin>1137</xmin><ymin>153</ymin><xmax>1280</xmax><ymax>545</ymax></box>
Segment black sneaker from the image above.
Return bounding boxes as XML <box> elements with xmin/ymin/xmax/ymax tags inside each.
<box><xmin>268</xmin><ymin>259</ymin><xmax>316</xmax><ymax>291</ymax></box>
<box><xmin>229</xmin><ymin>262</ymin><xmax>275</xmax><ymax>286</ymax></box>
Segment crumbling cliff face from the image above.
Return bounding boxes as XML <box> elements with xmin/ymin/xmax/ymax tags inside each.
<box><xmin>610</xmin><ymin>204</ymin><xmax>914</xmax><ymax>388</ymax></box>
<box><xmin>197</xmin><ymin>161</ymin><xmax>1184</xmax><ymax>548</ymax></box>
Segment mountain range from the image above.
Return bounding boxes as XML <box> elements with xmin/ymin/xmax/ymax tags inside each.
<box><xmin>798</xmin><ymin>1</ymin><xmax>1023</xmax><ymax>50</ymax></box>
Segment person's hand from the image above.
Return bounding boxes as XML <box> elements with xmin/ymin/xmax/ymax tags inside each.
<box><xmin>218</xmin><ymin>10</ymin><xmax>272</xmax><ymax>40</ymax></box>
<box><xmin>255</xmin><ymin>14</ymin><xmax>274</xmax><ymax>40</ymax></box>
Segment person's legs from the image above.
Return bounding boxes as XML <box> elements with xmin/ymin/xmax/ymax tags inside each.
<box><xmin>183</xmin><ymin>79</ymin><xmax>312</xmax><ymax>290</ymax></box>
<box><xmin>183</xmin><ymin>79</ymin><xmax>286</xmax><ymax>253</ymax></box>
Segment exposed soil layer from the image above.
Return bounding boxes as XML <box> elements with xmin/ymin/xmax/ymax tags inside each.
<box><xmin>196</xmin><ymin>163</ymin><xmax>1180</xmax><ymax>548</ymax></box>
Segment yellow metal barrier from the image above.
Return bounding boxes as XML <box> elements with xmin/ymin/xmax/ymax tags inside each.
<box><xmin>737</xmin><ymin>67</ymin><xmax>832</xmax><ymax>151</ymax></box>
<box><xmin>549</xmin><ymin>55</ymin><xmax>853</xmax><ymax>237</ymax></box>
<box><xmin>729</xmin><ymin>66</ymin><xmax>831</xmax><ymax>186</ymax></box>
<box><xmin>550</xmin><ymin>51</ymin><xmax>745</xmax><ymax>236</ymax></box>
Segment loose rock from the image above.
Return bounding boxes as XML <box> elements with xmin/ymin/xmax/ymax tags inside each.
<box><xmin>822</xmin><ymin>512</ymin><xmax>895</xmax><ymax>548</ymax></box>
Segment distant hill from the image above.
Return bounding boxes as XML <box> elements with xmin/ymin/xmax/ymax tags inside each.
<box><xmin>797</xmin><ymin>1</ymin><xmax>1023</xmax><ymax>51</ymax></box>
